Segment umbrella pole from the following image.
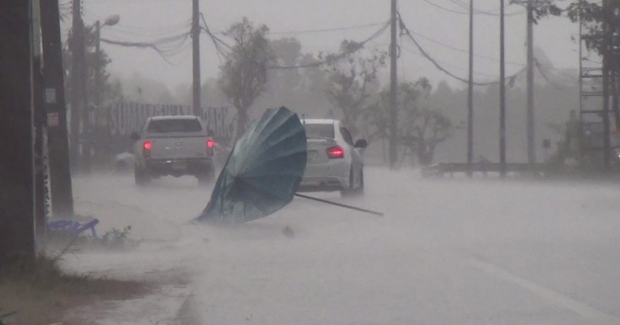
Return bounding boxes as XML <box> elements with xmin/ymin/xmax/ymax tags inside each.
<box><xmin>294</xmin><ymin>193</ymin><xmax>384</xmax><ymax>217</ymax></box>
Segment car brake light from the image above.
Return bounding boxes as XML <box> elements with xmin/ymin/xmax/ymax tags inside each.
<box><xmin>207</xmin><ymin>139</ymin><xmax>215</xmax><ymax>149</ymax></box>
<box><xmin>143</xmin><ymin>141</ymin><xmax>152</xmax><ymax>158</ymax></box>
<box><xmin>326</xmin><ymin>145</ymin><xmax>344</xmax><ymax>159</ymax></box>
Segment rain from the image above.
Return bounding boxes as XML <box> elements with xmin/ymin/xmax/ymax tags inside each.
<box><xmin>1</xmin><ymin>0</ymin><xmax>620</xmax><ymax>324</ymax></box>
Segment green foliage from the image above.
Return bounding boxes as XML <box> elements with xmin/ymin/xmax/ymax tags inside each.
<box><xmin>101</xmin><ymin>226</ymin><xmax>133</xmax><ymax>249</ymax></box>
<box><xmin>265</xmin><ymin>41</ymin><xmax>332</xmax><ymax>119</ymax></box>
<box><xmin>364</xmin><ymin>79</ymin><xmax>453</xmax><ymax>166</ymax></box>
<box><xmin>321</xmin><ymin>40</ymin><xmax>387</xmax><ymax>136</ymax></box>
<box><xmin>218</xmin><ymin>17</ymin><xmax>274</xmax><ymax>141</ymax></box>
<box><xmin>63</xmin><ymin>26</ymin><xmax>123</xmax><ymax>126</ymax></box>
<box><xmin>510</xmin><ymin>0</ymin><xmax>563</xmax><ymax>23</ymax></box>
<box><xmin>517</xmin><ymin>0</ymin><xmax>616</xmax><ymax>57</ymax></box>
<box><xmin>46</xmin><ymin>221</ymin><xmax>136</xmax><ymax>252</ymax></box>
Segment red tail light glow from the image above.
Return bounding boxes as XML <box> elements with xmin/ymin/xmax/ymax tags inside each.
<box><xmin>143</xmin><ymin>141</ymin><xmax>152</xmax><ymax>150</ymax></box>
<box><xmin>207</xmin><ymin>139</ymin><xmax>215</xmax><ymax>149</ymax></box>
<box><xmin>143</xmin><ymin>141</ymin><xmax>152</xmax><ymax>158</ymax></box>
<box><xmin>326</xmin><ymin>145</ymin><xmax>344</xmax><ymax>159</ymax></box>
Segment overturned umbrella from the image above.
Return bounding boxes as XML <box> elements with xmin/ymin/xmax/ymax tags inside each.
<box><xmin>196</xmin><ymin>106</ymin><xmax>382</xmax><ymax>224</ymax></box>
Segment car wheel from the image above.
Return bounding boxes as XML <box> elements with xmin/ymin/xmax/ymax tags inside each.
<box><xmin>134</xmin><ymin>166</ymin><xmax>150</xmax><ymax>187</ymax></box>
<box><xmin>340</xmin><ymin>169</ymin><xmax>356</xmax><ymax>198</ymax></box>
<box><xmin>356</xmin><ymin>169</ymin><xmax>364</xmax><ymax>196</ymax></box>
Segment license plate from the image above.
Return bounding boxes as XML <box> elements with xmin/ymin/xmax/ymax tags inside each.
<box><xmin>172</xmin><ymin>161</ymin><xmax>187</xmax><ymax>170</ymax></box>
<box><xmin>307</xmin><ymin>150</ymin><xmax>319</xmax><ymax>162</ymax></box>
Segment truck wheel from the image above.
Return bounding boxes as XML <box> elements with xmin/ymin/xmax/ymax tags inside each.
<box><xmin>134</xmin><ymin>167</ymin><xmax>150</xmax><ymax>186</ymax></box>
<box><xmin>197</xmin><ymin>166</ymin><xmax>216</xmax><ymax>186</ymax></box>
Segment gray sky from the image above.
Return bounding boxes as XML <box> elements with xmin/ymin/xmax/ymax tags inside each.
<box><xmin>66</xmin><ymin>0</ymin><xmax>579</xmax><ymax>92</ymax></box>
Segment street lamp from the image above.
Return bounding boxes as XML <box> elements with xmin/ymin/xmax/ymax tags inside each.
<box><xmin>94</xmin><ymin>15</ymin><xmax>120</xmax><ymax>115</ymax></box>
<box><xmin>88</xmin><ymin>14</ymin><xmax>119</xmax><ymax>158</ymax></box>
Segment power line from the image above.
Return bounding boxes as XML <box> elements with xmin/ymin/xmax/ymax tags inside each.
<box><xmin>399</xmin><ymin>16</ymin><xmax>526</xmax><ymax>86</ymax></box>
<box><xmin>267</xmin><ymin>22</ymin><xmax>388</xmax><ymax>35</ymax></box>
<box><xmin>421</xmin><ymin>0</ymin><xmax>523</xmax><ymax>16</ymax></box>
<box><xmin>399</xmin><ymin>44</ymin><xmax>498</xmax><ymax>78</ymax></box>
<box><xmin>100</xmin><ymin>32</ymin><xmax>191</xmax><ymax>65</ymax></box>
<box><xmin>202</xmin><ymin>20</ymin><xmax>391</xmax><ymax>70</ymax></box>
<box><xmin>534</xmin><ymin>59</ymin><xmax>577</xmax><ymax>89</ymax></box>
<box><xmin>449</xmin><ymin>0</ymin><xmax>524</xmax><ymax>16</ymax></box>
<box><xmin>404</xmin><ymin>27</ymin><xmax>525</xmax><ymax>66</ymax></box>
<box><xmin>80</xmin><ymin>9</ymin><xmax>191</xmax><ymax>39</ymax></box>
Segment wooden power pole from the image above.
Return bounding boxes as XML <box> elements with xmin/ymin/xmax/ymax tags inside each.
<box><xmin>389</xmin><ymin>0</ymin><xmax>398</xmax><ymax>169</ymax></box>
<box><xmin>70</xmin><ymin>0</ymin><xmax>88</xmax><ymax>173</ymax></box>
<box><xmin>467</xmin><ymin>0</ymin><xmax>474</xmax><ymax>176</ymax></box>
<box><xmin>32</xmin><ymin>0</ymin><xmax>46</xmax><ymax>240</ymax></box>
<box><xmin>0</xmin><ymin>0</ymin><xmax>36</xmax><ymax>261</ymax></box>
<box><xmin>526</xmin><ymin>0</ymin><xmax>535</xmax><ymax>164</ymax></box>
<box><xmin>41</xmin><ymin>0</ymin><xmax>75</xmax><ymax>218</ymax></box>
<box><xmin>192</xmin><ymin>0</ymin><xmax>201</xmax><ymax>117</ymax></box>
<box><xmin>499</xmin><ymin>0</ymin><xmax>507</xmax><ymax>177</ymax></box>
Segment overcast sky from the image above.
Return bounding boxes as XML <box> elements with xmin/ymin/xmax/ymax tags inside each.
<box><xmin>63</xmin><ymin>0</ymin><xmax>580</xmax><ymax>92</ymax></box>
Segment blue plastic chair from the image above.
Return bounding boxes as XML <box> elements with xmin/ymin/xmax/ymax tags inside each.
<box><xmin>47</xmin><ymin>218</ymin><xmax>99</xmax><ymax>238</ymax></box>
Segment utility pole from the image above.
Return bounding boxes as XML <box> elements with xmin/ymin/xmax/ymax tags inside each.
<box><xmin>192</xmin><ymin>0</ymin><xmax>201</xmax><ymax>117</ymax></box>
<box><xmin>71</xmin><ymin>0</ymin><xmax>89</xmax><ymax>173</ymax></box>
<box><xmin>466</xmin><ymin>0</ymin><xmax>474</xmax><ymax>177</ymax></box>
<box><xmin>389</xmin><ymin>0</ymin><xmax>398</xmax><ymax>169</ymax></box>
<box><xmin>499</xmin><ymin>0</ymin><xmax>507</xmax><ymax>177</ymax></box>
<box><xmin>0</xmin><ymin>0</ymin><xmax>36</xmax><ymax>260</ymax></box>
<box><xmin>94</xmin><ymin>20</ymin><xmax>101</xmax><ymax>139</ymax></box>
<box><xmin>602</xmin><ymin>0</ymin><xmax>611</xmax><ymax>169</ymax></box>
<box><xmin>41</xmin><ymin>0</ymin><xmax>75</xmax><ymax>219</ymax></box>
<box><xmin>32</xmin><ymin>0</ymin><xmax>46</xmax><ymax>240</ymax></box>
<box><xmin>526</xmin><ymin>0</ymin><xmax>535</xmax><ymax>165</ymax></box>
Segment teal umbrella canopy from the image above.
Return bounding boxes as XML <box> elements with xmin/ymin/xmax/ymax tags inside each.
<box><xmin>197</xmin><ymin>107</ymin><xmax>307</xmax><ymax>224</ymax></box>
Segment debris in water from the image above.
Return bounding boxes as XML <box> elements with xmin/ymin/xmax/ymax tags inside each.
<box><xmin>282</xmin><ymin>225</ymin><xmax>295</xmax><ymax>238</ymax></box>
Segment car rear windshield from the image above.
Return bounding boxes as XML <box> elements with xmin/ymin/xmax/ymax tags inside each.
<box><xmin>147</xmin><ymin>119</ymin><xmax>203</xmax><ymax>134</ymax></box>
<box><xmin>304</xmin><ymin>123</ymin><xmax>335</xmax><ymax>139</ymax></box>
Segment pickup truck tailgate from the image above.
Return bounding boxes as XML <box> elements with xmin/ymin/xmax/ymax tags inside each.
<box><xmin>149</xmin><ymin>136</ymin><xmax>209</xmax><ymax>160</ymax></box>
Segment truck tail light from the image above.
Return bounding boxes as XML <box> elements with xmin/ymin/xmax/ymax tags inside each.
<box><xmin>207</xmin><ymin>139</ymin><xmax>215</xmax><ymax>155</ymax></box>
<box><xmin>326</xmin><ymin>145</ymin><xmax>344</xmax><ymax>159</ymax></box>
<box><xmin>143</xmin><ymin>141</ymin><xmax>152</xmax><ymax>158</ymax></box>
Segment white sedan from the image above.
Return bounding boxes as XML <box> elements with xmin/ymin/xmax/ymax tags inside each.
<box><xmin>298</xmin><ymin>119</ymin><xmax>367</xmax><ymax>197</ymax></box>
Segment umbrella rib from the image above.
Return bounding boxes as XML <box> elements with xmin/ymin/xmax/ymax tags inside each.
<box><xmin>239</xmin><ymin>115</ymin><xmax>303</xmax><ymax>166</ymax></box>
<box><xmin>240</xmin><ymin>150</ymin><xmax>306</xmax><ymax>175</ymax></box>
<box><xmin>247</xmin><ymin>112</ymin><xmax>298</xmax><ymax>150</ymax></box>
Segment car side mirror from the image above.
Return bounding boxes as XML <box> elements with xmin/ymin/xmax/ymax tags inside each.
<box><xmin>130</xmin><ymin>132</ymin><xmax>140</xmax><ymax>141</ymax></box>
<box><xmin>354</xmin><ymin>139</ymin><xmax>368</xmax><ymax>149</ymax></box>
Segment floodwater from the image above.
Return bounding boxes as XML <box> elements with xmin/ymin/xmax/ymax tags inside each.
<box><xmin>66</xmin><ymin>168</ymin><xmax>620</xmax><ymax>325</ymax></box>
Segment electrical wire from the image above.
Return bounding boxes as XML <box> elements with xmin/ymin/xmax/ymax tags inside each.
<box><xmin>399</xmin><ymin>43</ymin><xmax>498</xmax><ymax>78</ymax></box>
<box><xmin>399</xmin><ymin>16</ymin><xmax>526</xmax><ymax>86</ymax></box>
<box><xmin>404</xmin><ymin>28</ymin><xmax>525</xmax><ymax>66</ymax></box>
<box><xmin>202</xmin><ymin>19</ymin><xmax>391</xmax><ymax>70</ymax></box>
<box><xmin>422</xmin><ymin>0</ymin><xmax>524</xmax><ymax>16</ymax></box>
<box><xmin>534</xmin><ymin>59</ymin><xmax>577</xmax><ymax>89</ymax></box>
<box><xmin>100</xmin><ymin>31</ymin><xmax>192</xmax><ymax>65</ymax></box>
<box><xmin>267</xmin><ymin>22</ymin><xmax>389</xmax><ymax>35</ymax></box>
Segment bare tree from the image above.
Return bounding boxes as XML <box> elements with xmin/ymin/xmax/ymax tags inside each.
<box><xmin>322</xmin><ymin>41</ymin><xmax>386</xmax><ymax>136</ymax></box>
<box><xmin>218</xmin><ymin>17</ymin><xmax>274</xmax><ymax>141</ymax></box>
<box><xmin>365</xmin><ymin>79</ymin><xmax>453</xmax><ymax>166</ymax></box>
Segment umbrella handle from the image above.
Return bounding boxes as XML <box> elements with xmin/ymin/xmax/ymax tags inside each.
<box><xmin>294</xmin><ymin>193</ymin><xmax>384</xmax><ymax>217</ymax></box>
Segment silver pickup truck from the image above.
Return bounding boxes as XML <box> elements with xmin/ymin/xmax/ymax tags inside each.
<box><xmin>130</xmin><ymin>115</ymin><xmax>216</xmax><ymax>186</ymax></box>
